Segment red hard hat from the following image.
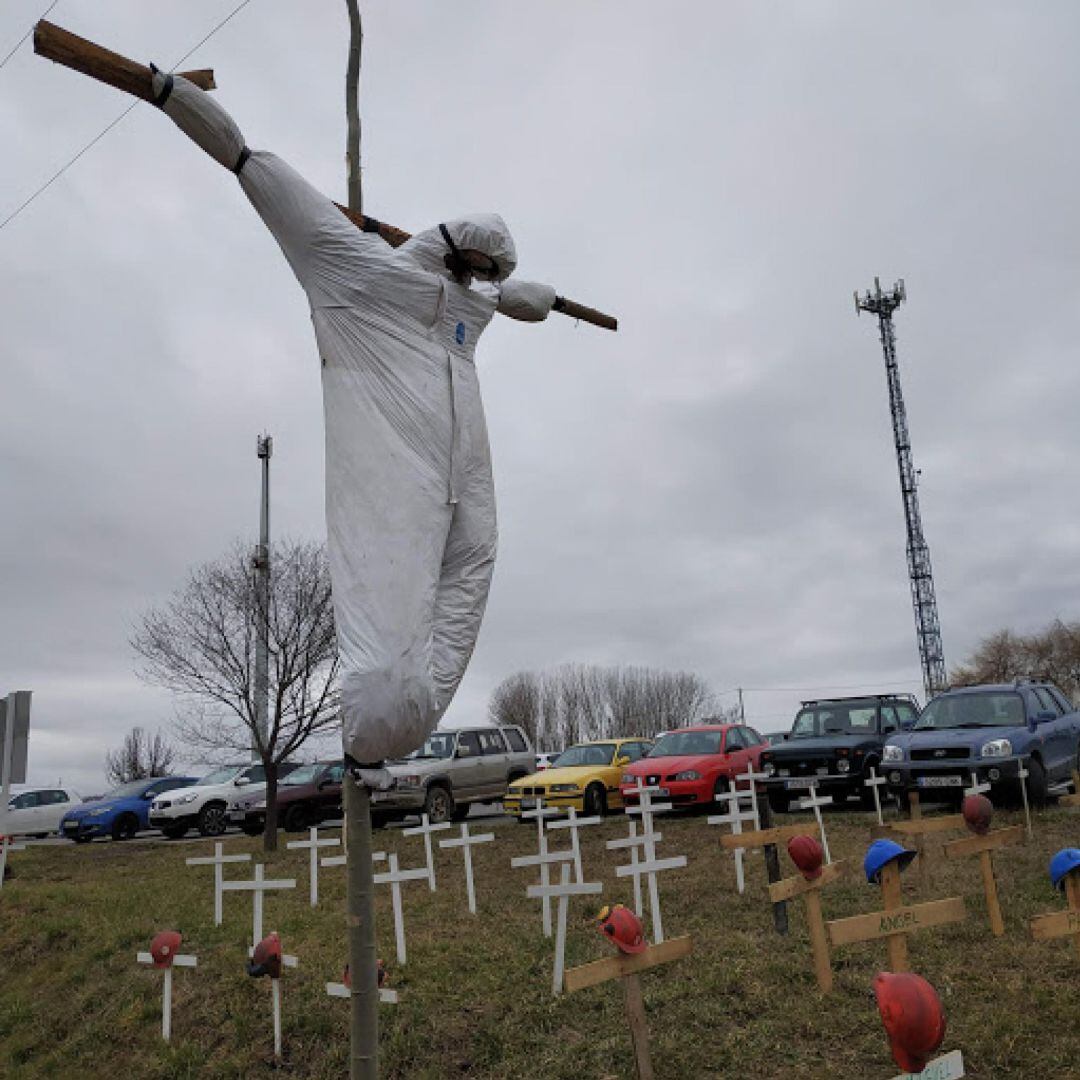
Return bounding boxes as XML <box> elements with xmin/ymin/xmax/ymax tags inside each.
<box><xmin>247</xmin><ymin>932</ymin><xmax>283</xmax><ymax>979</ymax></box>
<box><xmin>149</xmin><ymin>930</ymin><xmax>183</xmax><ymax>970</ymax></box>
<box><xmin>788</xmin><ymin>835</ymin><xmax>824</xmax><ymax>880</ymax></box>
<box><xmin>597</xmin><ymin>904</ymin><xmax>647</xmax><ymax>955</ymax></box>
<box><xmin>961</xmin><ymin>794</ymin><xmax>992</xmax><ymax>836</ymax></box>
<box><xmin>873</xmin><ymin>972</ymin><xmax>946</xmax><ymax>1074</ymax></box>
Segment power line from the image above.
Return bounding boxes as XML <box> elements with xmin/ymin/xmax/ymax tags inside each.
<box><xmin>717</xmin><ymin>680</ymin><xmax>920</xmax><ymax>696</ymax></box>
<box><xmin>0</xmin><ymin>1</ymin><xmax>61</xmax><ymax>75</ymax></box>
<box><xmin>0</xmin><ymin>0</ymin><xmax>258</xmax><ymax>235</ymax></box>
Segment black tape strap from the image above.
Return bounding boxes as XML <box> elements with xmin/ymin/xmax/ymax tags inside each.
<box><xmin>552</xmin><ymin>296</ymin><xmax>567</xmax><ymax>312</ymax></box>
<box><xmin>361</xmin><ymin>215</ymin><xmax>383</xmax><ymax>234</ymax></box>
<box><xmin>233</xmin><ymin>147</ymin><xmax>251</xmax><ymax>176</ymax></box>
<box><xmin>149</xmin><ymin>64</ymin><xmax>174</xmax><ymax>108</ymax></box>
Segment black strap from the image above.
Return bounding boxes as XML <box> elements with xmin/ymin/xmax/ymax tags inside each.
<box><xmin>439</xmin><ymin>223</ymin><xmax>461</xmax><ymax>257</ymax></box>
<box><xmin>233</xmin><ymin>146</ymin><xmax>251</xmax><ymax>176</ymax></box>
<box><xmin>149</xmin><ymin>64</ymin><xmax>174</xmax><ymax>108</ymax></box>
<box><xmin>552</xmin><ymin>296</ymin><xmax>567</xmax><ymax>312</ymax></box>
<box><xmin>361</xmin><ymin>215</ymin><xmax>383</xmax><ymax>234</ymax></box>
<box><xmin>440</xmin><ymin>223</ymin><xmax>499</xmax><ymax>280</ymax></box>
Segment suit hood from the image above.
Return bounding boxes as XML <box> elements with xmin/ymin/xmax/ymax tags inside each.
<box><xmin>400</xmin><ymin>213</ymin><xmax>518</xmax><ymax>282</ymax></box>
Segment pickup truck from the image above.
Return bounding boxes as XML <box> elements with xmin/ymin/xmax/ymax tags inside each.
<box><xmin>372</xmin><ymin>725</ymin><xmax>535</xmax><ymax>825</ymax></box>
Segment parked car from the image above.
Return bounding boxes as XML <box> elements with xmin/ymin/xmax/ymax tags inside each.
<box><xmin>60</xmin><ymin>776</ymin><xmax>200</xmax><ymax>842</ymax></box>
<box><xmin>504</xmin><ymin>738</ymin><xmax>653</xmax><ymax>818</ymax></box>
<box><xmin>374</xmin><ymin>725</ymin><xmax>535</xmax><ymax>825</ymax></box>
<box><xmin>3</xmin><ymin>787</ymin><xmax>83</xmax><ymax>838</ymax></box>
<box><xmin>760</xmin><ymin>694</ymin><xmax>919</xmax><ymax>812</ymax></box>
<box><xmin>619</xmin><ymin>723</ymin><xmax>767</xmax><ymax>809</ymax></box>
<box><xmin>149</xmin><ymin>762</ymin><xmax>299</xmax><ymax>839</ymax></box>
<box><xmin>228</xmin><ymin>760</ymin><xmax>344</xmax><ymax>834</ymax></box>
<box><xmin>882</xmin><ymin>680</ymin><xmax>1080</xmax><ymax>805</ymax></box>
<box><xmin>764</xmin><ymin>732</ymin><xmax>788</xmax><ymax>747</ymax></box>
<box><xmin>535</xmin><ymin>752</ymin><xmax>559</xmax><ymax>771</ymax></box>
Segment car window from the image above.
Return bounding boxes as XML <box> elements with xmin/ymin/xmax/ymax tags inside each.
<box><xmin>880</xmin><ymin>707</ymin><xmax>899</xmax><ymax>734</ymax></box>
<box><xmin>502</xmin><ymin>728</ymin><xmax>528</xmax><ymax>752</ymax></box>
<box><xmin>46</xmin><ymin>790</ymin><xmax>69</xmax><ymax>804</ymax></box>
<box><xmin>241</xmin><ymin>765</ymin><xmax>267</xmax><ymax>783</ymax></box>
<box><xmin>12</xmin><ymin>792</ymin><xmax>38</xmax><ymax>809</ymax></box>
<box><xmin>552</xmin><ymin>744</ymin><xmax>617</xmax><ymax>767</ymax></box>
<box><xmin>1033</xmin><ymin>688</ymin><xmax>1062</xmax><ymax>716</ymax></box>
<box><xmin>895</xmin><ymin>704</ymin><xmax>917</xmax><ymax>729</ymax></box>
<box><xmin>323</xmin><ymin>764</ymin><xmax>345</xmax><ymax>785</ymax></box>
<box><xmin>146</xmin><ymin>779</ymin><xmax>187</xmax><ymax>797</ymax></box>
<box><xmin>621</xmin><ymin>742</ymin><xmax>647</xmax><ymax>762</ymax></box>
<box><xmin>745</xmin><ymin>728</ymin><xmax>764</xmax><ymax>746</ymax></box>
<box><xmin>793</xmin><ymin>704</ymin><xmax>881</xmax><ymax>737</ymax></box>
<box><xmin>725</xmin><ymin>728</ymin><xmax>746</xmax><ymax>751</ymax></box>
<box><xmin>457</xmin><ymin>732</ymin><xmax>482</xmax><ymax>758</ymax></box>
<box><xmin>1047</xmin><ymin>687</ymin><xmax>1074</xmax><ymax>712</ymax></box>
<box><xmin>478</xmin><ymin>730</ymin><xmax>507</xmax><ymax>756</ymax></box>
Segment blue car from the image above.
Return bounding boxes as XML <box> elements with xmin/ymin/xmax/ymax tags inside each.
<box><xmin>60</xmin><ymin>775</ymin><xmax>199</xmax><ymax>842</ymax></box>
<box><xmin>881</xmin><ymin>680</ymin><xmax>1080</xmax><ymax>804</ymax></box>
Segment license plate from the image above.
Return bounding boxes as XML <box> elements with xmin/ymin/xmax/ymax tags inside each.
<box><xmin>918</xmin><ymin>775</ymin><xmax>963</xmax><ymax>788</ymax></box>
<box><xmin>657</xmin><ymin>787</ymin><xmax>670</xmax><ymax>797</ymax></box>
<box><xmin>519</xmin><ymin>797</ymin><xmax>536</xmax><ymax>810</ymax></box>
<box><xmin>785</xmin><ymin>778</ymin><xmax>815</xmax><ymax>790</ymax></box>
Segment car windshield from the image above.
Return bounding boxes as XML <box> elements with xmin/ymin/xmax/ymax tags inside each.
<box><xmin>647</xmin><ymin>731</ymin><xmax>723</xmax><ymax>757</ymax></box>
<box><xmin>282</xmin><ymin>764</ymin><xmax>321</xmax><ymax>786</ymax></box>
<box><xmin>914</xmin><ymin>692</ymin><xmax>1025</xmax><ymax>730</ymax></box>
<box><xmin>552</xmin><ymin>744</ymin><xmax>617</xmax><ymax>768</ymax></box>
<box><xmin>102</xmin><ymin>780</ymin><xmax>151</xmax><ymax>800</ymax></box>
<box><xmin>197</xmin><ymin>766</ymin><xmax>239</xmax><ymax>786</ymax></box>
<box><xmin>790</xmin><ymin>704</ymin><xmax>879</xmax><ymax>738</ymax></box>
<box><xmin>402</xmin><ymin>732</ymin><xmax>457</xmax><ymax>760</ymax></box>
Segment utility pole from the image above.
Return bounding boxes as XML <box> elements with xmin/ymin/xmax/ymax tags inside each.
<box><xmin>737</xmin><ymin>688</ymin><xmax>745</xmax><ymax>723</ymax></box>
<box><xmin>253</xmin><ymin>434</ymin><xmax>272</xmax><ymax>761</ymax></box>
<box><xmin>855</xmin><ymin>279</ymin><xmax>948</xmax><ymax>700</ymax></box>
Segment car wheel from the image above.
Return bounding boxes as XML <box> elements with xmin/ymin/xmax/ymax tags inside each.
<box><xmin>283</xmin><ymin>804</ymin><xmax>309</xmax><ymax>832</ymax></box>
<box><xmin>584</xmin><ymin>783</ymin><xmax>607</xmax><ymax>818</ymax></box>
<box><xmin>197</xmin><ymin>803</ymin><xmax>228</xmax><ymax>837</ymax></box>
<box><xmin>1026</xmin><ymin>757</ymin><xmax>1048</xmax><ymax>808</ymax></box>
<box><xmin>111</xmin><ymin>814</ymin><xmax>138</xmax><ymax>841</ymax></box>
<box><xmin>712</xmin><ymin>776</ymin><xmax>731</xmax><ymax>805</ymax></box>
<box><xmin>161</xmin><ymin>824</ymin><xmax>189</xmax><ymax>840</ymax></box>
<box><xmin>71</xmin><ymin>834</ymin><xmax>91</xmax><ymax>844</ymax></box>
<box><xmin>767</xmin><ymin>789</ymin><xmax>790</xmax><ymax>814</ymax></box>
<box><xmin>423</xmin><ymin>784</ymin><xmax>453</xmax><ymax>825</ymax></box>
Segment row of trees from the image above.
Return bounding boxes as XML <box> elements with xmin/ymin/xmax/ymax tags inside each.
<box><xmin>950</xmin><ymin>619</ymin><xmax>1080</xmax><ymax>699</ymax></box>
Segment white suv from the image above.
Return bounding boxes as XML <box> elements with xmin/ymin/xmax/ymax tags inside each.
<box><xmin>149</xmin><ymin>764</ymin><xmax>273</xmax><ymax>838</ymax></box>
<box><xmin>4</xmin><ymin>787</ymin><xmax>83</xmax><ymax>838</ymax></box>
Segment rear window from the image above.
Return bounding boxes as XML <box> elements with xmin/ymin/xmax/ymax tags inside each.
<box><xmin>503</xmin><ymin>728</ymin><xmax>528</xmax><ymax>752</ymax></box>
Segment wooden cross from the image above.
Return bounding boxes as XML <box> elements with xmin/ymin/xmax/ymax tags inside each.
<box><xmin>438</xmin><ymin>823</ymin><xmax>495</xmax><ymax>915</ymax></box>
<box><xmin>795</xmin><ymin>782</ymin><xmax>834</xmax><ymax>864</ymax></box>
<box><xmin>707</xmin><ymin>790</ymin><xmax>758</xmax><ymax>894</ymax></box>
<box><xmin>402</xmin><ymin>813</ymin><xmax>452</xmax><ymax>891</ymax></box>
<box><xmin>1030</xmin><ymin>865</ymin><xmax>1080</xmax><ymax>964</ymax></box>
<box><xmin>872</xmin><ymin>792</ymin><xmax>965</xmax><ymax>886</ymax></box>
<box><xmin>219</xmin><ymin>863</ymin><xmax>297</xmax><ymax>949</ymax></box>
<box><xmin>286</xmin><ymin>826</ymin><xmax>341</xmax><ymax>907</ymax></box>
<box><xmin>864</xmin><ymin>767</ymin><xmax>889</xmax><ymax>826</ymax></box>
<box><xmin>0</xmin><ymin>835</ymin><xmax>26</xmax><ymax>890</ymax></box>
<box><xmin>606</xmin><ymin>821</ymin><xmax>653</xmax><ymax>915</ymax></box>
<box><xmin>943</xmin><ymin>824</ymin><xmax>1023</xmax><ymax>936</ymax></box>
<box><xmin>768</xmin><ymin>860</ymin><xmax>847</xmax><ymax>992</ymax></box>
<box><xmin>964</xmin><ymin>772</ymin><xmax>992</xmax><ymax>798</ymax></box>
<box><xmin>1016</xmin><ymin>759</ymin><xmax>1033</xmax><ymax>838</ymax></box>
<box><xmin>528</xmin><ymin>862</ymin><xmax>603</xmax><ymax>994</ymax></box>
<box><xmin>136</xmin><ymin>944</ymin><xmax>198</xmax><ymax>1041</ymax></box>
<box><xmin>734</xmin><ymin>762</ymin><xmax>789</xmax><ymax>934</ymax></box>
<box><xmin>373</xmin><ymin>853</ymin><xmax>429</xmax><ymax>965</ymax></box>
<box><xmin>564</xmin><ymin>935</ymin><xmax>693</xmax><ymax>1080</ymax></box>
<box><xmin>185</xmin><ymin>841</ymin><xmax>253</xmax><ymax>925</ymax></box>
<box><xmin>546</xmin><ymin>806</ymin><xmax>602</xmax><ymax>883</ymax></box>
<box><xmin>827</xmin><ymin>859</ymin><xmax>966</xmax><ymax>972</ymax></box>
<box><xmin>512</xmin><ymin>801</ymin><xmax>564</xmax><ymax>936</ymax></box>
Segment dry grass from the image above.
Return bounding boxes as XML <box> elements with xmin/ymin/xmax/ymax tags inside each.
<box><xmin>1</xmin><ymin>803</ymin><xmax>1078</xmax><ymax>1078</ymax></box>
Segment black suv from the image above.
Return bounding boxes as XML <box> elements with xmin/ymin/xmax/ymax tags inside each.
<box><xmin>760</xmin><ymin>694</ymin><xmax>919</xmax><ymax>812</ymax></box>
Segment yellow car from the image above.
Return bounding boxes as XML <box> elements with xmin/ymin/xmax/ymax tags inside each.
<box><xmin>504</xmin><ymin>738</ymin><xmax>653</xmax><ymax>817</ymax></box>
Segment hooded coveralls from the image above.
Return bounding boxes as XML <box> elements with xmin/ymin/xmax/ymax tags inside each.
<box><xmin>153</xmin><ymin>74</ymin><xmax>556</xmax><ymax>763</ymax></box>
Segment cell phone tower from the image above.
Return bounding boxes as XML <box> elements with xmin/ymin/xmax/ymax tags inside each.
<box><xmin>855</xmin><ymin>279</ymin><xmax>948</xmax><ymax>700</ymax></box>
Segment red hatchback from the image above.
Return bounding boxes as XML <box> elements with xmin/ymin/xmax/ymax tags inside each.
<box><xmin>619</xmin><ymin>724</ymin><xmax>767</xmax><ymax>808</ymax></box>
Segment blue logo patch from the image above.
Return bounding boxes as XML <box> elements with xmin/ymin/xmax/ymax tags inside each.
<box><xmin>455</xmin><ymin>321</ymin><xmax>466</xmax><ymax>346</ymax></box>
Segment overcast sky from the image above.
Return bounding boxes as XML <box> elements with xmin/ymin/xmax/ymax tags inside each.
<box><xmin>3</xmin><ymin>2</ymin><xmax>1080</xmax><ymax>795</ymax></box>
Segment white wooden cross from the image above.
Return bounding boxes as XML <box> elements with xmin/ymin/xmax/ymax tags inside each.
<box><xmin>373</xmin><ymin>853</ymin><xmax>430</xmax><ymax>965</ymax></box>
<box><xmin>185</xmin><ymin>841</ymin><xmax>252</xmax><ymax>925</ymax></box>
<box><xmin>606</xmin><ymin>820</ymin><xmax>655</xmax><ymax>915</ymax></box>
<box><xmin>220</xmin><ymin>863</ymin><xmax>297</xmax><ymax>949</ymax></box>
<box><xmin>286</xmin><ymin>826</ymin><xmax>341</xmax><ymax>907</ymax></box>
<box><xmin>511</xmin><ymin>801</ymin><xmax>564</xmax><ymax>936</ymax></box>
<box><xmin>864</xmin><ymin>767</ymin><xmax>889</xmax><ymax>826</ymax></box>
<box><xmin>438</xmin><ymin>823</ymin><xmax>494</xmax><ymax>914</ymax></box>
<box><xmin>0</xmin><ymin>834</ymin><xmax>26</xmax><ymax>891</ymax></box>
<box><xmin>320</xmin><ymin>849</ymin><xmax>386</xmax><ymax>870</ymax></box>
<box><xmin>965</xmin><ymin>772</ymin><xmax>992</xmax><ymax>798</ymax></box>
<box><xmin>136</xmin><ymin>945</ymin><xmax>198</xmax><ymax>1041</ymax></box>
<box><xmin>734</xmin><ymin>762</ymin><xmax>770</xmax><ymax>831</ymax></box>
<box><xmin>707</xmin><ymin>790</ymin><xmax>758</xmax><ymax>894</ymax></box>
<box><xmin>796</xmin><ymin>782</ymin><xmax>834</xmax><ymax>864</ymax></box>
<box><xmin>326</xmin><ymin>976</ymin><xmax>399</xmax><ymax>1005</ymax></box>
<box><xmin>1017</xmin><ymin>758</ymin><xmax>1033</xmax><ymax>839</ymax></box>
<box><xmin>402</xmin><ymin>813</ymin><xmax>452</xmax><ymax>891</ymax></box>
<box><xmin>545</xmin><ymin>806</ymin><xmax>602</xmax><ymax>883</ymax></box>
<box><xmin>618</xmin><ymin>778</ymin><xmax>687</xmax><ymax>943</ymax></box>
<box><xmin>527</xmin><ymin>861</ymin><xmax>603</xmax><ymax>994</ymax></box>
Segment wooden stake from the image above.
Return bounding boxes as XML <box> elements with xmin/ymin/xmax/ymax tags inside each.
<box><xmin>881</xmin><ymin>861</ymin><xmax>908</xmax><ymax>971</ymax></box>
<box><xmin>943</xmin><ymin>825</ymin><xmax>1022</xmax><ymax>937</ymax></box>
<box><xmin>767</xmin><ymin>861</ymin><xmax>846</xmax><ymax>992</ymax></box>
<box><xmin>622</xmin><ymin>973</ymin><xmax>654</xmax><ymax>1080</ymax></box>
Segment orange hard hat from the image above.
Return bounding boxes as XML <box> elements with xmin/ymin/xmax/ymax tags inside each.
<box><xmin>246</xmin><ymin>932</ymin><xmax>283</xmax><ymax>979</ymax></box>
<box><xmin>597</xmin><ymin>903</ymin><xmax>647</xmax><ymax>955</ymax></box>
<box><xmin>873</xmin><ymin>971</ymin><xmax>946</xmax><ymax>1074</ymax></box>
<box><xmin>961</xmin><ymin>794</ymin><xmax>992</xmax><ymax>836</ymax></box>
<box><xmin>149</xmin><ymin>930</ymin><xmax>183</xmax><ymax>970</ymax></box>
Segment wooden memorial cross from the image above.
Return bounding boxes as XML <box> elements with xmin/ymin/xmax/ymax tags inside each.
<box><xmin>827</xmin><ymin>858</ymin><xmax>966</xmax><ymax>973</ymax></box>
<box><xmin>795</xmin><ymin>782</ymin><xmax>834</xmax><ymax>864</ymax></box>
<box><xmin>402</xmin><ymin>813</ymin><xmax>452</xmax><ymax>891</ymax></box>
<box><xmin>1030</xmin><ymin>864</ymin><xmax>1080</xmax><ymax>964</ymax></box>
<box><xmin>219</xmin><ymin>863</ymin><xmax>297</xmax><ymax>950</ymax></box>
<box><xmin>286</xmin><ymin>826</ymin><xmax>342</xmax><ymax>907</ymax></box>
<box><xmin>768</xmin><ymin>859</ymin><xmax>847</xmax><ymax>992</ymax></box>
<box><xmin>707</xmin><ymin>790</ymin><xmax>758</xmax><ymax>894</ymax></box>
<box><xmin>438</xmin><ymin>823</ymin><xmax>495</xmax><ymax>915</ymax></box>
<box><xmin>136</xmin><ymin>937</ymin><xmax>198</xmax><ymax>1042</ymax></box>
<box><xmin>546</xmin><ymin>806</ymin><xmax>602</xmax><ymax>883</ymax></box>
<box><xmin>735</xmin><ymin>762</ymin><xmax>790</xmax><ymax>934</ymax></box>
<box><xmin>943</xmin><ymin>824</ymin><xmax>1023</xmax><ymax>936</ymax></box>
<box><xmin>864</xmin><ymin>767</ymin><xmax>890</xmax><ymax>826</ymax></box>
<box><xmin>373</xmin><ymin>853</ymin><xmax>429</xmax><ymax>965</ymax></box>
<box><xmin>529</xmin><ymin>862</ymin><xmax>603</xmax><ymax>994</ymax></box>
<box><xmin>185</xmin><ymin>841</ymin><xmax>252</xmax><ymax>925</ymax></box>
<box><xmin>873</xmin><ymin>792</ymin><xmax>965</xmax><ymax>886</ymax></box>
<box><xmin>0</xmin><ymin>834</ymin><xmax>26</xmax><ymax>890</ymax></box>
<box><xmin>564</xmin><ymin>934</ymin><xmax>694</xmax><ymax>1080</ymax></box>
<box><xmin>1061</xmin><ymin>768</ymin><xmax>1080</xmax><ymax>810</ymax></box>
<box><xmin>511</xmin><ymin>801</ymin><xmax>565</xmax><ymax>936</ymax></box>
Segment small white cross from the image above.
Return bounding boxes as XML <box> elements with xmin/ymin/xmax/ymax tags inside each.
<box><xmin>734</xmin><ymin>762</ymin><xmax>770</xmax><ymax>831</ymax></box>
<box><xmin>606</xmin><ymin>820</ymin><xmax>658</xmax><ymax>915</ymax></box>
<box><xmin>864</xmin><ymin>767</ymin><xmax>889</xmax><ymax>826</ymax></box>
<box><xmin>1017</xmin><ymin>758</ymin><xmax>1033</xmax><ymax>839</ymax></box>
<box><xmin>185</xmin><ymin>841</ymin><xmax>253</xmax><ymax>925</ymax></box>
<box><xmin>0</xmin><ymin>835</ymin><xmax>26</xmax><ymax>890</ymax></box>
<box><xmin>707</xmin><ymin>789</ymin><xmax>758</xmax><ymax>894</ymax></box>
<box><xmin>513</xmin><ymin>800</ymin><xmax>562</xmax><ymax>936</ymax></box>
<box><xmin>220</xmin><ymin>863</ymin><xmax>297</xmax><ymax>949</ymax></box>
<box><xmin>439</xmin><ymin>823</ymin><xmax>495</xmax><ymax>914</ymax></box>
<box><xmin>136</xmin><ymin>945</ymin><xmax>198</xmax><ymax>1041</ymax></box>
<box><xmin>373</xmin><ymin>853</ymin><xmax>430</xmax><ymax>965</ymax></box>
<box><xmin>326</xmin><ymin>979</ymin><xmax>399</xmax><ymax>1005</ymax></box>
<box><xmin>796</xmin><ymin>782</ymin><xmax>834</xmax><ymax>864</ymax></box>
<box><xmin>286</xmin><ymin>826</ymin><xmax>341</xmax><ymax>907</ymax></box>
<box><xmin>546</xmin><ymin>806</ymin><xmax>602</xmax><ymax>883</ymax></box>
<box><xmin>402</xmin><ymin>813</ymin><xmax>453</xmax><ymax>891</ymax></box>
<box><xmin>527</xmin><ymin>861</ymin><xmax>603</xmax><ymax>994</ymax></box>
<box><xmin>965</xmin><ymin>772</ymin><xmax>992</xmax><ymax>798</ymax></box>
<box><xmin>320</xmin><ymin>850</ymin><xmax>387</xmax><ymax>870</ymax></box>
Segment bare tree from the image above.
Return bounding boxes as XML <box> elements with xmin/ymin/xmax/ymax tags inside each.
<box><xmin>104</xmin><ymin>726</ymin><xmax>176</xmax><ymax>786</ymax></box>
<box><xmin>132</xmin><ymin>539</ymin><xmax>340</xmax><ymax>851</ymax></box>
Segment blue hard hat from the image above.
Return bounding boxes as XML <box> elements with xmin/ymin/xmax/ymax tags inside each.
<box><xmin>1049</xmin><ymin>848</ymin><xmax>1080</xmax><ymax>891</ymax></box>
<box><xmin>865</xmin><ymin>839</ymin><xmax>917</xmax><ymax>884</ymax></box>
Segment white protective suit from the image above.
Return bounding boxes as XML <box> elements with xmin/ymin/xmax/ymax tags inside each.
<box><xmin>152</xmin><ymin>73</ymin><xmax>557</xmax><ymax>763</ymax></box>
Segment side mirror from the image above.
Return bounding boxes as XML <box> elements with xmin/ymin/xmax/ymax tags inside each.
<box><xmin>142</xmin><ymin>792</ymin><xmax>156</xmax><ymax>800</ymax></box>
<box><xmin>1037</xmin><ymin>710</ymin><xmax>1056</xmax><ymax>724</ymax></box>
<box><xmin>234</xmin><ymin>777</ymin><xmax>250</xmax><ymax>787</ymax></box>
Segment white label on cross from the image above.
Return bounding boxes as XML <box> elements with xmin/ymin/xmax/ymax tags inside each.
<box><xmin>546</xmin><ymin>807</ymin><xmax>601</xmax><ymax>883</ymax></box>
<box><xmin>220</xmin><ymin>863</ymin><xmax>296</xmax><ymax>948</ymax></box>
<box><xmin>137</xmin><ymin>950</ymin><xmax>198</xmax><ymax>1041</ymax></box>
<box><xmin>864</xmin><ymin>767</ymin><xmax>888</xmax><ymax>826</ymax></box>
<box><xmin>796</xmin><ymin>782</ymin><xmax>833</xmax><ymax>864</ymax></box>
<box><xmin>965</xmin><ymin>772</ymin><xmax>992</xmax><ymax>798</ymax></box>
<box><xmin>527</xmin><ymin>862</ymin><xmax>603</xmax><ymax>994</ymax></box>
<box><xmin>286</xmin><ymin>826</ymin><xmax>341</xmax><ymax>907</ymax></box>
<box><xmin>439</xmin><ymin>823</ymin><xmax>495</xmax><ymax>914</ymax></box>
<box><xmin>185</xmin><ymin>841</ymin><xmax>252</xmax><ymax>925</ymax></box>
<box><xmin>403</xmin><ymin>813</ymin><xmax>453</xmax><ymax>891</ymax></box>
<box><xmin>373</xmin><ymin>853</ymin><xmax>429</xmax><ymax>965</ymax></box>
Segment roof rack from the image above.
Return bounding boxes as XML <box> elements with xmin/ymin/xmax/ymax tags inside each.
<box><xmin>798</xmin><ymin>693</ymin><xmax>920</xmax><ymax>708</ymax></box>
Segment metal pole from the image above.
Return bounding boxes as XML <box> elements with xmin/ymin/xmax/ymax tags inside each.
<box><xmin>0</xmin><ymin>696</ymin><xmax>15</xmax><ymax>835</ymax></box>
<box><xmin>254</xmin><ymin>435</ymin><xmax>272</xmax><ymax>760</ymax></box>
<box><xmin>737</xmin><ymin>688</ymin><xmax>745</xmax><ymax>722</ymax></box>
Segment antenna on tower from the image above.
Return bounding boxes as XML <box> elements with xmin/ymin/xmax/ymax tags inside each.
<box><xmin>855</xmin><ymin>279</ymin><xmax>947</xmax><ymax>701</ymax></box>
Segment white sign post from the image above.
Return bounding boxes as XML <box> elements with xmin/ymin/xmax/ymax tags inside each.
<box><xmin>512</xmin><ymin>801</ymin><xmax>562</xmax><ymax>936</ymax></box>
<box><xmin>796</xmin><ymin>782</ymin><xmax>834</xmax><ymax>864</ymax></box>
<box><xmin>439</xmin><ymin>824</ymin><xmax>494</xmax><ymax>914</ymax></box>
<box><xmin>528</xmin><ymin>862</ymin><xmax>603</xmax><ymax>994</ymax></box>
<box><xmin>136</xmin><ymin>948</ymin><xmax>198</xmax><ymax>1042</ymax></box>
<box><xmin>286</xmin><ymin>826</ymin><xmax>341</xmax><ymax>907</ymax></box>
<box><xmin>707</xmin><ymin>790</ymin><xmax>758</xmax><ymax>894</ymax></box>
<box><xmin>220</xmin><ymin>864</ymin><xmax>297</xmax><ymax>948</ymax></box>
<box><xmin>1017</xmin><ymin>759</ymin><xmax>1033</xmax><ymax>839</ymax></box>
<box><xmin>546</xmin><ymin>807</ymin><xmax>602</xmax><ymax>883</ymax></box>
<box><xmin>864</xmin><ymin>767</ymin><xmax>889</xmax><ymax>826</ymax></box>
<box><xmin>403</xmin><ymin>814</ymin><xmax>452</xmax><ymax>891</ymax></box>
<box><xmin>373</xmin><ymin>853</ymin><xmax>429</xmax><ymax>965</ymax></box>
<box><xmin>964</xmin><ymin>773</ymin><xmax>992</xmax><ymax>798</ymax></box>
<box><xmin>185</xmin><ymin>842</ymin><xmax>252</xmax><ymax>925</ymax></box>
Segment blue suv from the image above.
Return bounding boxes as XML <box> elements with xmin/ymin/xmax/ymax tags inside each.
<box><xmin>881</xmin><ymin>681</ymin><xmax>1080</xmax><ymax>804</ymax></box>
<box><xmin>60</xmin><ymin>775</ymin><xmax>199</xmax><ymax>842</ymax></box>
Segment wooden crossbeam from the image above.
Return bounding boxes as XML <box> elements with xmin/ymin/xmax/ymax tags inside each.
<box><xmin>719</xmin><ymin>822</ymin><xmax>819</xmax><ymax>850</ymax></box>
<box><xmin>827</xmin><ymin>897</ymin><xmax>967</xmax><ymax>947</ymax></box>
<box><xmin>876</xmin><ymin>814</ymin><xmax>965</xmax><ymax>837</ymax></box>
<box><xmin>564</xmin><ymin>936</ymin><xmax>693</xmax><ymax>993</ymax></box>
<box><xmin>1030</xmin><ymin>869</ymin><xmax>1080</xmax><ymax>962</ymax></box>
<box><xmin>767</xmin><ymin>859</ymin><xmax>845</xmax><ymax>904</ymax></box>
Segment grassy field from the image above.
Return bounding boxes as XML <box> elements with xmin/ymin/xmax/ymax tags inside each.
<box><xmin>1</xmin><ymin>802</ymin><xmax>1078</xmax><ymax>1079</ymax></box>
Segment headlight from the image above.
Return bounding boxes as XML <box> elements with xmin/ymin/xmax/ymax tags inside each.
<box><xmin>836</xmin><ymin>759</ymin><xmax>851</xmax><ymax>774</ymax></box>
<box><xmin>549</xmin><ymin>784</ymin><xmax>580</xmax><ymax>793</ymax></box>
<box><xmin>672</xmin><ymin>770</ymin><xmax>701</xmax><ymax>782</ymax></box>
<box><xmin>762</xmin><ymin>762</ymin><xmax>776</xmax><ymax>777</ymax></box>
<box><xmin>396</xmin><ymin>774</ymin><xmax>422</xmax><ymax>788</ymax></box>
<box><xmin>981</xmin><ymin>739</ymin><xmax>1012</xmax><ymax>759</ymax></box>
<box><xmin>621</xmin><ymin>773</ymin><xmax>636</xmax><ymax>785</ymax></box>
<box><xmin>175</xmin><ymin>793</ymin><xmax>199</xmax><ymax>805</ymax></box>
<box><xmin>882</xmin><ymin>745</ymin><xmax>903</xmax><ymax>763</ymax></box>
